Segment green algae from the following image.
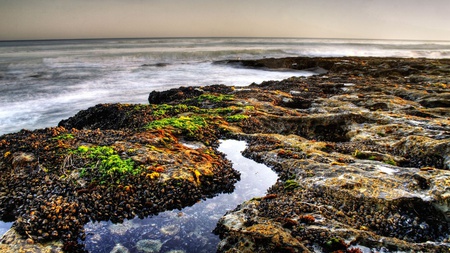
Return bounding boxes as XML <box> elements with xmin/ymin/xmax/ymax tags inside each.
<box><xmin>145</xmin><ymin>116</ymin><xmax>208</xmax><ymax>136</ymax></box>
<box><xmin>195</xmin><ymin>94</ymin><xmax>234</xmax><ymax>103</ymax></box>
<box><xmin>133</xmin><ymin>104</ymin><xmax>149</xmax><ymax>111</ymax></box>
<box><xmin>143</xmin><ymin>101</ymin><xmax>253</xmax><ymax>135</ymax></box>
<box><xmin>225</xmin><ymin>114</ymin><xmax>249</xmax><ymax>122</ymax></box>
<box><xmin>324</xmin><ymin>237</ymin><xmax>348</xmax><ymax>251</ymax></box>
<box><xmin>284</xmin><ymin>179</ymin><xmax>300</xmax><ymax>191</ymax></box>
<box><xmin>51</xmin><ymin>133</ymin><xmax>75</xmax><ymax>140</ymax></box>
<box><xmin>353</xmin><ymin>150</ymin><xmax>368</xmax><ymax>159</ymax></box>
<box><xmin>209</xmin><ymin>106</ymin><xmax>238</xmax><ymax>115</ymax></box>
<box><xmin>76</xmin><ymin>145</ymin><xmax>138</xmax><ymax>183</ymax></box>
<box><xmin>150</xmin><ymin>104</ymin><xmax>194</xmax><ymax>117</ymax></box>
<box><xmin>383</xmin><ymin>158</ymin><xmax>397</xmax><ymax>166</ymax></box>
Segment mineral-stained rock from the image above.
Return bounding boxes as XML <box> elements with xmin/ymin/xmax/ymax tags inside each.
<box><xmin>0</xmin><ymin>228</ymin><xmax>63</xmax><ymax>253</ymax></box>
<box><xmin>213</xmin><ymin>57</ymin><xmax>450</xmax><ymax>252</ymax></box>
<box><xmin>214</xmin><ymin>200</ymin><xmax>311</xmax><ymax>253</ymax></box>
<box><xmin>0</xmin><ymin>109</ymin><xmax>240</xmax><ymax>249</ymax></box>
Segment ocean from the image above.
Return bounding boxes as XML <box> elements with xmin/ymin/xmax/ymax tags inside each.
<box><xmin>1</xmin><ymin>37</ymin><xmax>450</xmax><ymax>136</ymax></box>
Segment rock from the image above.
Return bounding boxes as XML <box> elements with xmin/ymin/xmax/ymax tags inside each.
<box><xmin>394</xmin><ymin>135</ymin><xmax>450</xmax><ymax>169</ymax></box>
<box><xmin>1</xmin><ymin>105</ymin><xmax>240</xmax><ymax>248</ymax></box>
<box><xmin>213</xmin><ymin>57</ymin><xmax>450</xmax><ymax>252</ymax></box>
<box><xmin>109</xmin><ymin>220</ymin><xmax>137</xmax><ymax>235</ymax></box>
<box><xmin>418</xmin><ymin>93</ymin><xmax>450</xmax><ymax>108</ymax></box>
<box><xmin>160</xmin><ymin>224</ymin><xmax>180</xmax><ymax>236</ymax></box>
<box><xmin>11</xmin><ymin>152</ymin><xmax>35</xmax><ymax>170</ymax></box>
<box><xmin>0</xmin><ymin>228</ymin><xmax>63</xmax><ymax>253</ymax></box>
<box><xmin>148</xmin><ymin>84</ymin><xmax>234</xmax><ymax>105</ymax></box>
<box><xmin>142</xmin><ymin>63</ymin><xmax>169</xmax><ymax>67</ymax></box>
<box><xmin>215</xmin><ymin>200</ymin><xmax>311</xmax><ymax>252</ymax></box>
<box><xmin>148</xmin><ymin>86</ymin><xmax>204</xmax><ymax>104</ymax></box>
<box><xmin>58</xmin><ymin>103</ymin><xmax>137</xmax><ymax>130</ymax></box>
<box><xmin>136</xmin><ymin>239</ymin><xmax>162</xmax><ymax>253</ymax></box>
<box><xmin>110</xmin><ymin>243</ymin><xmax>130</xmax><ymax>253</ymax></box>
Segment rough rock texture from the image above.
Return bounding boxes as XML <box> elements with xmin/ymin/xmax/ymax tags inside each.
<box><xmin>0</xmin><ymin>103</ymin><xmax>240</xmax><ymax>251</ymax></box>
<box><xmin>0</xmin><ymin>228</ymin><xmax>63</xmax><ymax>253</ymax></box>
<box><xmin>212</xmin><ymin>57</ymin><xmax>450</xmax><ymax>252</ymax></box>
<box><xmin>1</xmin><ymin>56</ymin><xmax>450</xmax><ymax>252</ymax></box>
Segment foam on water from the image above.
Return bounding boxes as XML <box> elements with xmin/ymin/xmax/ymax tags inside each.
<box><xmin>1</xmin><ymin>38</ymin><xmax>450</xmax><ymax>135</ymax></box>
<box><xmin>0</xmin><ymin>64</ymin><xmax>311</xmax><ymax>134</ymax></box>
<box><xmin>376</xmin><ymin>165</ymin><xmax>397</xmax><ymax>175</ymax></box>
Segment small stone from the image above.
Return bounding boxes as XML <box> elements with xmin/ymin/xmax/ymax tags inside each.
<box><xmin>110</xmin><ymin>243</ymin><xmax>130</xmax><ymax>253</ymax></box>
<box><xmin>136</xmin><ymin>239</ymin><xmax>162</xmax><ymax>253</ymax></box>
<box><xmin>160</xmin><ymin>224</ymin><xmax>180</xmax><ymax>236</ymax></box>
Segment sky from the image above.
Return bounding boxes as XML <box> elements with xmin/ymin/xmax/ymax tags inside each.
<box><xmin>1</xmin><ymin>0</ymin><xmax>450</xmax><ymax>41</ymax></box>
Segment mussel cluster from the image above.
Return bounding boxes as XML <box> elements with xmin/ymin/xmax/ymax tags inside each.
<box><xmin>259</xmin><ymin>182</ymin><xmax>448</xmax><ymax>244</ymax></box>
<box><xmin>0</xmin><ymin>124</ymin><xmax>240</xmax><ymax>248</ymax></box>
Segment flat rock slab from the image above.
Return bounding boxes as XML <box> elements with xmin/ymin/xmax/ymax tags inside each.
<box><xmin>212</xmin><ymin>57</ymin><xmax>450</xmax><ymax>252</ymax></box>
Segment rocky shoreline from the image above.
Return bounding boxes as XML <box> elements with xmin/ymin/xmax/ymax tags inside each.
<box><xmin>1</xmin><ymin>56</ymin><xmax>450</xmax><ymax>252</ymax></box>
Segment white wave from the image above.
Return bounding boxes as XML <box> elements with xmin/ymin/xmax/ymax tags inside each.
<box><xmin>1</xmin><ymin>38</ymin><xmax>450</xmax><ymax>135</ymax></box>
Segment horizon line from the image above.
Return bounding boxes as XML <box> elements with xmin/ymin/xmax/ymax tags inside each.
<box><xmin>2</xmin><ymin>36</ymin><xmax>450</xmax><ymax>44</ymax></box>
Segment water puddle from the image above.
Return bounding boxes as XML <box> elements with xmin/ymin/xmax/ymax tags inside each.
<box><xmin>0</xmin><ymin>221</ymin><xmax>13</xmax><ymax>237</ymax></box>
<box><xmin>82</xmin><ymin>139</ymin><xmax>278</xmax><ymax>253</ymax></box>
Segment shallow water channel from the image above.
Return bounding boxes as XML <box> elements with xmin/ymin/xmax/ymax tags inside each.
<box><xmin>0</xmin><ymin>221</ymin><xmax>12</xmax><ymax>238</ymax></box>
<box><xmin>80</xmin><ymin>139</ymin><xmax>278</xmax><ymax>253</ymax></box>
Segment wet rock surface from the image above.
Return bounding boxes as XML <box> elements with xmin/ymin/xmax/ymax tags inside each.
<box><xmin>1</xmin><ymin>56</ymin><xmax>450</xmax><ymax>252</ymax></box>
<box><xmin>212</xmin><ymin>57</ymin><xmax>450</xmax><ymax>252</ymax></box>
<box><xmin>0</xmin><ymin>103</ymin><xmax>240</xmax><ymax>251</ymax></box>
<box><xmin>0</xmin><ymin>228</ymin><xmax>63</xmax><ymax>253</ymax></box>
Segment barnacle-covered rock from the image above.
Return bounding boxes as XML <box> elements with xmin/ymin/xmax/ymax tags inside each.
<box><xmin>0</xmin><ymin>228</ymin><xmax>63</xmax><ymax>253</ymax></box>
<box><xmin>0</xmin><ymin>104</ymin><xmax>240</xmax><ymax>249</ymax></box>
<box><xmin>215</xmin><ymin>57</ymin><xmax>450</xmax><ymax>252</ymax></box>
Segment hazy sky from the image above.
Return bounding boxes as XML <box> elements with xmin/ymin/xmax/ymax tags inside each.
<box><xmin>1</xmin><ymin>0</ymin><xmax>449</xmax><ymax>41</ymax></box>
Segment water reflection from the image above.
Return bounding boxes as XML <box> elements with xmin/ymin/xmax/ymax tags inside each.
<box><xmin>0</xmin><ymin>221</ymin><xmax>13</xmax><ymax>237</ymax></box>
<box><xmin>83</xmin><ymin>140</ymin><xmax>278</xmax><ymax>253</ymax></box>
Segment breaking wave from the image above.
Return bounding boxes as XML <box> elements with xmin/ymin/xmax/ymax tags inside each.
<box><xmin>1</xmin><ymin>37</ymin><xmax>450</xmax><ymax>135</ymax></box>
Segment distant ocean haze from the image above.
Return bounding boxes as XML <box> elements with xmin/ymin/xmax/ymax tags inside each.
<box><xmin>1</xmin><ymin>37</ymin><xmax>449</xmax><ymax>135</ymax></box>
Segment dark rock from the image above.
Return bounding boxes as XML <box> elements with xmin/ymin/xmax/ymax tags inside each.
<box><xmin>148</xmin><ymin>84</ymin><xmax>234</xmax><ymax>105</ymax></box>
<box><xmin>418</xmin><ymin>93</ymin><xmax>450</xmax><ymax>108</ymax></box>
<box><xmin>148</xmin><ymin>86</ymin><xmax>204</xmax><ymax>104</ymax></box>
<box><xmin>141</xmin><ymin>63</ymin><xmax>169</xmax><ymax>67</ymax></box>
<box><xmin>58</xmin><ymin>104</ymin><xmax>132</xmax><ymax>130</ymax></box>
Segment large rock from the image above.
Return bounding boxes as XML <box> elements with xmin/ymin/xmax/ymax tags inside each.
<box><xmin>214</xmin><ymin>57</ymin><xmax>450</xmax><ymax>252</ymax></box>
<box><xmin>0</xmin><ymin>228</ymin><xmax>63</xmax><ymax>253</ymax></box>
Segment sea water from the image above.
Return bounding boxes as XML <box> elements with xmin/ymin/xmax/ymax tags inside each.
<box><xmin>82</xmin><ymin>140</ymin><xmax>278</xmax><ymax>253</ymax></box>
<box><xmin>1</xmin><ymin>37</ymin><xmax>450</xmax><ymax>135</ymax></box>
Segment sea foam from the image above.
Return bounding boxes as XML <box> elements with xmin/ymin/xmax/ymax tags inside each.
<box><xmin>1</xmin><ymin>38</ymin><xmax>449</xmax><ymax>135</ymax></box>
